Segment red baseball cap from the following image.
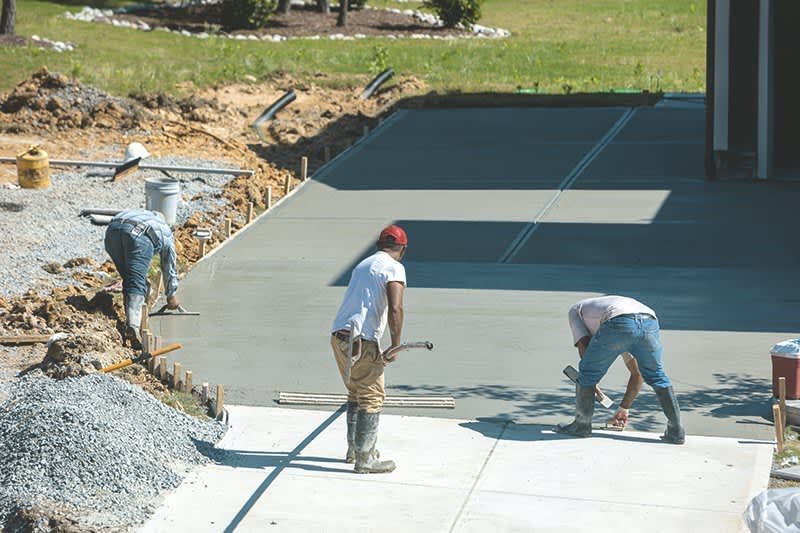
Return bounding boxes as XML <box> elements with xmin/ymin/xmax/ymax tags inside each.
<box><xmin>377</xmin><ymin>224</ymin><xmax>408</xmax><ymax>246</ymax></box>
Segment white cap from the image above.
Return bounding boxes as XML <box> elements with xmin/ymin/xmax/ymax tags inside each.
<box><xmin>124</xmin><ymin>142</ymin><xmax>150</xmax><ymax>162</ymax></box>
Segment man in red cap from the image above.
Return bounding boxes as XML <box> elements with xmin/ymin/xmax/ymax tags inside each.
<box><xmin>331</xmin><ymin>224</ymin><xmax>408</xmax><ymax>473</ymax></box>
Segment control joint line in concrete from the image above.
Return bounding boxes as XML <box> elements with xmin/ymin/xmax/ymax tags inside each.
<box><xmin>498</xmin><ymin>107</ymin><xmax>637</xmax><ymax>264</ymax></box>
<box><xmin>222</xmin><ymin>405</ymin><xmax>347</xmax><ymax>533</ymax></box>
<box><xmin>448</xmin><ymin>421</ymin><xmax>509</xmax><ymax>533</ymax></box>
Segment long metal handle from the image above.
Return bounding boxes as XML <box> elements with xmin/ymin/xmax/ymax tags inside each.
<box><xmin>382</xmin><ymin>341</ymin><xmax>434</xmax><ymax>361</ymax></box>
<box><xmin>101</xmin><ymin>342</ymin><xmax>182</xmax><ymax>373</ymax></box>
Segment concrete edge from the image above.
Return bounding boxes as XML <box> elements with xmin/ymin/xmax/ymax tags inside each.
<box><xmin>396</xmin><ymin>91</ymin><xmax>663</xmax><ymax>109</ymax></box>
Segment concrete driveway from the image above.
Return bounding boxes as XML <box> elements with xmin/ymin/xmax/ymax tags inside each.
<box><xmin>151</xmin><ymin>102</ymin><xmax>800</xmax><ymax>440</ymax></box>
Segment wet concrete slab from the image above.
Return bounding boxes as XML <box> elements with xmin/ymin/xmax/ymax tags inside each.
<box><xmin>151</xmin><ymin>106</ymin><xmax>800</xmax><ymax>441</ymax></box>
<box><xmin>141</xmin><ymin>405</ymin><xmax>772</xmax><ymax>533</ymax></box>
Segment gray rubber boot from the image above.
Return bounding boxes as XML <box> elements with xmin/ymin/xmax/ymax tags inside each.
<box><xmin>354</xmin><ymin>411</ymin><xmax>395</xmax><ymax>474</ymax></box>
<box><xmin>655</xmin><ymin>386</ymin><xmax>686</xmax><ymax>444</ymax></box>
<box><xmin>125</xmin><ymin>293</ymin><xmax>144</xmax><ymax>350</ymax></box>
<box><xmin>556</xmin><ymin>385</ymin><xmax>596</xmax><ymax>437</ymax></box>
<box><xmin>345</xmin><ymin>401</ymin><xmax>358</xmax><ymax>463</ymax></box>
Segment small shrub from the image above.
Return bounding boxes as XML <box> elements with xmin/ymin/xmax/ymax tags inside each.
<box><xmin>221</xmin><ymin>0</ymin><xmax>278</xmax><ymax>30</ymax></box>
<box><xmin>422</xmin><ymin>0</ymin><xmax>482</xmax><ymax>29</ymax></box>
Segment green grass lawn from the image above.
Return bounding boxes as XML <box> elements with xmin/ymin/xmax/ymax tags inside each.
<box><xmin>1</xmin><ymin>0</ymin><xmax>706</xmax><ymax>96</ymax></box>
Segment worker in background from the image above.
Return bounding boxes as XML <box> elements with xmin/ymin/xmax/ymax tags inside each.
<box><xmin>331</xmin><ymin>225</ymin><xmax>408</xmax><ymax>474</ymax></box>
<box><xmin>104</xmin><ymin>208</ymin><xmax>180</xmax><ymax>349</ymax></box>
<box><xmin>557</xmin><ymin>295</ymin><xmax>685</xmax><ymax>444</ymax></box>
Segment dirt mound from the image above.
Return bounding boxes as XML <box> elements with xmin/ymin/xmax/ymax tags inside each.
<box><xmin>41</xmin><ymin>333</ymin><xmax>118</xmax><ymax>378</ymax></box>
<box><xmin>130</xmin><ymin>91</ymin><xmax>225</xmax><ymax>123</ymax></box>
<box><xmin>0</xmin><ymin>67</ymin><xmax>150</xmax><ymax>133</ymax></box>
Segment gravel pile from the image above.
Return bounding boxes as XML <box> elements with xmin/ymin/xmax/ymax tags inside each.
<box><xmin>0</xmin><ymin>156</ymin><xmax>235</xmax><ymax>298</ymax></box>
<box><xmin>0</xmin><ymin>372</ymin><xmax>225</xmax><ymax>530</ymax></box>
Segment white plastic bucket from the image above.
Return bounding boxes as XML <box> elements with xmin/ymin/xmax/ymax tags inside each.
<box><xmin>144</xmin><ymin>178</ymin><xmax>180</xmax><ymax>226</ymax></box>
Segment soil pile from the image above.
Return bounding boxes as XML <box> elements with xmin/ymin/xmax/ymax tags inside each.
<box><xmin>0</xmin><ymin>67</ymin><xmax>149</xmax><ymax>132</ymax></box>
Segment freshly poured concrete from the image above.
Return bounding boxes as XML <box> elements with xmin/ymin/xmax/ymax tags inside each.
<box><xmin>142</xmin><ymin>405</ymin><xmax>772</xmax><ymax>533</ymax></box>
<box><xmin>151</xmin><ymin>105</ymin><xmax>800</xmax><ymax>440</ymax></box>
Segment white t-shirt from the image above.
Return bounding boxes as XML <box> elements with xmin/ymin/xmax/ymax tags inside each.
<box><xmin>332</xmin><ymin>251</ymin><xmax>407</xmax><ymax>344</ymax></box>
<box><xmin>568</xmin><ymin>295</ymin><xmax>657</xmax><ymax>345</ymax></box>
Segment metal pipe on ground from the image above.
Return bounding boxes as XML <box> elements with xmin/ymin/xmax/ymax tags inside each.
<box><xmin>360</xmin><ymin>68</ymin><xmax>395</xmax><ymax>99</ymax></box>
<box><xmin>251</xmin><ymin>90</ymin><xmax>297</xmax><ymax>144</ymax></box>
<box><xmin>0</xmin><ymin>157</ymin><xmax>254</xmax><ymax>176</ymax></box>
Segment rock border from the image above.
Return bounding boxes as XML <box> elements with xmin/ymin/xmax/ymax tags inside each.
<box><xmin>62</xmin><ymin>4</ymin><xmax>510</xmax><ymax>42</ymax></box>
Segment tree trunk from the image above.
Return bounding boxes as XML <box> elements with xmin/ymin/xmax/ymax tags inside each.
<box><xmin>336</xmin><ymin>0</ymin><xmax>347</xmax><ymax>26</ymax></box>
<box><xmin>316</xmin><ymin>0</ymin><xmax>329</xmax><ymax>14</ymax></box>
<box><xmin>0</xmin><ymin>0</ymin><xmax>16</xmax><ymax>36</ymax></box>
<box><xmin>277</xmin><ymin>0</ymin><xmax>291</xmax><ymax>15</ymax></box>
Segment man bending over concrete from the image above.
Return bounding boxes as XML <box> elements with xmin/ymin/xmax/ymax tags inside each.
<box><xmin>331</xmin><ymin>225</ymin><xmax>408</xmax><ymax>473</ymax></box>
<box><xmin>105</xmin><ymin>208</ymin><xmax>180</xmax><ymax>349</ymax></box>
<box><xmin>557</xmin><ymin>295</ymin><xmax>685</xmax><ymax>444</ymax></box>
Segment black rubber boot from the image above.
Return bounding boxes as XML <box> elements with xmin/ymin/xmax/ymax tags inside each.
<box><xmin>345</xmin><ymin>401</ymin><xmax>358</xmax><ymax>463</ymax></box>
<box><xmin>655</xmin><ymin>386</ymin><xmax>686</xmax><ymax>444</ymax></box>
<box><xmin>354</xmin><ymin>411</ymin><xmax>395</xmax><ymax>474</ymax></box>
<box><xmin>556</xmin><ymin>385</ymin><xmax>596</xmax><ymax>437</ymax></box>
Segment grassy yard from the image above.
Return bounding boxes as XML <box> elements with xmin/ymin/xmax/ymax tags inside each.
<box><xmin>1</xmin><ymin>0</ymin><xmax>706</xmax><ymax>96</ymax></box>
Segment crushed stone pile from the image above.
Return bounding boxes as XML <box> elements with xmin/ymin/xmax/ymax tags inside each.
<box><xmin>0</xmin><ymin>67</ymin><xmax>149</xmax><ymax>132</ymax></box>
<box><xmin>0</xmin><ymin>372</ymin><xmax>225</xmax><ymax>531</ymax></box>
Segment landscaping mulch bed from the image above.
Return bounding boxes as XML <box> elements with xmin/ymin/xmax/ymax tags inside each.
<box><xmin>117</xmin><ymin>4</ymin><xmax>471</xmax><ymax>38</ymax></box>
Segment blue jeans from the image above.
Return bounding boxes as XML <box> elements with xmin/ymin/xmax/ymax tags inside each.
<box><xmin>104</xmin><ymin>224</ymin><xmax>155</xmax><ymax>297</ymax></box>
<box><xmin>578</xmin><ymin>314</ymin><xmax>672</xmax><ymax>389</ymax></box>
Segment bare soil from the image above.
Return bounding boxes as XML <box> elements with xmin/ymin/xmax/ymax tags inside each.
<box><xmin>0</xmin><ymin>66</ymin><xmax>425</xmax><ymax>388</ymax></box>
<box><xmin>117</xmin><ymin>4</ymin><xmax>468</xmax><ymax>37</ymax></box>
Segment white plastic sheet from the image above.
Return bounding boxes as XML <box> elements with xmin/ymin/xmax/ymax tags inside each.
<box><xmin>744</xmin><ymin>488</ymin><xmax>800</xmax><ymax>532</ymax></box>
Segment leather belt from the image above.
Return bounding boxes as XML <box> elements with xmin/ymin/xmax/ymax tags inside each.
<box><xmin>116</xmin><ymin>218</ymin><xmax>159</xmax><ymax>248</ymax></box>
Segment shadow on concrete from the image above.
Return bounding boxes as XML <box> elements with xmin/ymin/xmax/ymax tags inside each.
<box><xmin>206</xmin><ymin>449</ymin><xmax>352</xmax><ymax>474</ymax></box>
<box><xmin>393</xmin><ymin>373</ymin><xmax>772</xmax><ymax>433</ymax></box>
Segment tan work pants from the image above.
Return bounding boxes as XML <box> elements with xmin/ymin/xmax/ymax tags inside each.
<box><xmin>331</xmin><ymin>336</ymin><xmax>385</xmax><ymax>413</ymax></box>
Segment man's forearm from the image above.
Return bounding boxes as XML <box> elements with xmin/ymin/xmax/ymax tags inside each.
<box><xmin>388</xmin><ymin>308</ymin><xmax>403</xmax><ymax>346</ymax></box>
<box><xmin>620</xmin><ymin>374</ymin><xmax>643</xmax><ymax>409</ymax></box>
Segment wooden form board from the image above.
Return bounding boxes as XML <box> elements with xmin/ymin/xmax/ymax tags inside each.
<box><xmin>278</xmin><ymin>392</ymin><xmax>455</xmax><ymax>409</ymax></box>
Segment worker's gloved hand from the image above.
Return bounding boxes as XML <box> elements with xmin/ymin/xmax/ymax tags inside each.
<box><xmin>166</xmin><ymin>295</ymin><xmax>180</xmax><ymax>310</ymax></box>
<box><xmin>608</xmin><ymin>407</ymin><xmax>629</xmax><ymax>428</ymax></box>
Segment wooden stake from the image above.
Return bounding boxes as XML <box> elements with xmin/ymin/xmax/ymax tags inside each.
<box><xmin>215</xmin><ymin>384</ymin><xmax>225</xmax><ymax>418</ymax></box>
<box><xmin>159</xmin><ymin>357</ymin><xmax>167</xmax><ymax>383</ymax></box>
<box><xmin>301</xmin><ymin>156</ymin><xmax>308</xmax><ymax>181</ymax></box>
<box><xmin>225</xmin><ymin>218</ymin><xmax>232</xmax><ymax>239</ymax></box>
<box><xmin>265</xmin><ymin>187</ymin><xmax>272</xmax><ymax>210</ymax></box>
<box><xmin>140</xmin><ymin>304</ymin><xmax>149</xmax><ymax>333</ymax></box>
<box><xmin>284</xmin><ymin>174</ymin><xmax>291</xmax><ymax>195</ymax></box>
<box><xmin>184</xmin><ymin>370</ymin><xmax>193</xmax><ymax>393</ymax></box>
<box><xmin>779</xmin><ymin>377</ymin><xmax>788</xmax><ymax>429</ymax></box>
<box><xmin>201</xmin><ymin>382</ymin><xmax>209</xmax><ymax>404</ymax></box>
<box><xmin>247</xmin><ymin>202</ymin><xmax>254</xmax><ymax>224</ymax></box>
<box><xmin>774</xmin><ymin>403</ymin><xmax>785</xmax><ymax>452</ymax></box>
<box><xmin>141</xmin><ymin>329</ymin><xmax>151</xmax><ymax>355</ymax></box>
<box><xmin>324</xmin><ymin>146</ymin><xmax>331</xmax><ymax>163</ymax></box>
<box><xmin>173</xmin><ymin>362</ymin><xmax>182</xmax><ymax>390</ymax></box>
